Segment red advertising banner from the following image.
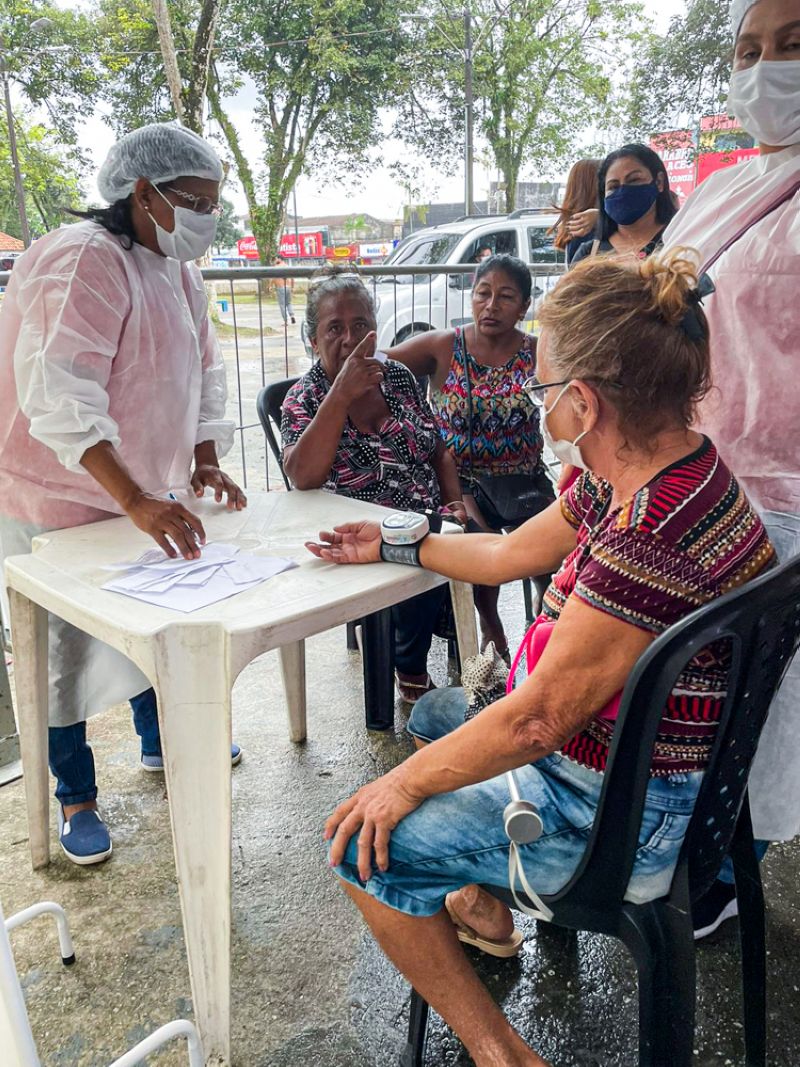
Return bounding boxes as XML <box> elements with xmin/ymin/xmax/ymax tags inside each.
<box><xmin>236</xmin><ymin>231</ymin><xmax>327</xmax><ymax>260</ymax></box>
<box><xmin>649</xmin><ymin>130</ymin><xmax>696</xmax><ymax>206</ymax></box>
<box><xmin>237</xmin><ymin>235</ymin><xmax>260</xmax><ymax>259</ymax></box>
<box><xmin>279</xmin><ymin>231</ymin><xmax>324</xmax><ymax>258</ymax></box>
<box><xmin>697</xmin><ymin>147</ymin><xmax>759</xmax><ymax>183</ymax></box>
<box><xmin>700</xmin><ymin>114</ymin><xmax>741</xmax><ymax>132</ymax></box>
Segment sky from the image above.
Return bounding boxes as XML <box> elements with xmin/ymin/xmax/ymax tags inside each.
<box><xmin>50</xmin><ymin>0</ymin><xmax>689</xmax><ymax>224</ymax></box>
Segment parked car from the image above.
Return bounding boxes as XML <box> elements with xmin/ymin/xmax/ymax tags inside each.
<box><xmin>300</xmin><ymin>209</ymin><xmax>566</xmax><ymax>357</ymax></box>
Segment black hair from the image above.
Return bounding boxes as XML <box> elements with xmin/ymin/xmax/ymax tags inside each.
<box><xmin>596</xmin><ymin>143</ymin><xmax>678</xmax><ymax>241</ymax></box>
<box><xmin>68</xmin><ymin>179</ymin><xmax>175</xmax><ymax>250</ymax></box>
<box><xmin>473</xmin><ymin>253</ymin><xmax>532</xmax><ymax>302</ymax></box>
<box><xmin>305</xmin><ymin>265</ymin><xmax>376</xmax><ymax>341</ymax></box>
<box><xmin>68</xmin><ymin>197</ymin><xmax>138</xmax><ymax>249</ymax></box>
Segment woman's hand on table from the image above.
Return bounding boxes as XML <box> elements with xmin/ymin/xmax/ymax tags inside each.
<box><xmin>329</xmin><ymin>331</ymin><xmax>384</xmax><ymax>405</ymax></box>
<box><xmin>325</xmin><ymin>768</ymin><xmax>425</xmax><ymax>881</ymax></box>
<box><xmin>305</xmin><ymin>520</ymin><xmax>382</xmax><ymax>564</ymax></box>
<box><xmin>125</xmin><ymin>494</ymin><xmax>207</xmax><ymax>560</ymax></box>
<box><xmin>191</xmin><ymin>464</ymin><xmax>248</xmax><ymax>510</ymax></box>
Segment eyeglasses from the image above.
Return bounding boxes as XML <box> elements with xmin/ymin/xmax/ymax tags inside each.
<box><xmin>522</xmin><ymin>375</ymin><xmax>570</xmax><ymax>408</ymax></box>
<box><xmin>165</xmin><ymin>186</ymin><xmax>223</xmax><ymax>217</ymax></box>
<box><xmin>522</xmin><ymin>374</ymin><xmax>622</xmax><ymax>408</ymax></box>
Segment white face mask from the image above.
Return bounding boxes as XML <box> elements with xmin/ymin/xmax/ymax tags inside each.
<box><xmin>148</xmin><ymin>187</ymin><xmax>219</xmax><ymax>261</ymax></box>
<box><xmin>727</xmin><ymin>60</ymin><xmax>800</xmax><ymax>147</ymax></box>
<box><xmin>540</xmin><ymin>382</ymin><xmax>589</xmax><ymax>470</ymax></box>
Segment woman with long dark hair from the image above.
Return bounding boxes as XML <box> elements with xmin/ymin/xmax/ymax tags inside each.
<box><xmin>571</xmin><ymin>143</ymin><xmax>678</xmax><ymax>264</ymax></box>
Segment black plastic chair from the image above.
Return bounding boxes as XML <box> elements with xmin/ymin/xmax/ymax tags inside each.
<box><xmin>256</xmin><ymin>380</ymin><xmax>396</xmax><ymax>729</ymax></box>
<box><xmin>401</xmin><ymin>553</ymin><xmax>800</xmax><ymax>1067</ymax></box>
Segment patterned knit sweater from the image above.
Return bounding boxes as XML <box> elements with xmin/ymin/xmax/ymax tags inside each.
<box><xmin>546</xmin><ymin>437</ymin><xmax>775</xmax><ymax>777</ymax></box>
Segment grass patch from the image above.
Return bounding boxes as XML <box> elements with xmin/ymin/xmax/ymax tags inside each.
<box><xmin>214</xmin><ymin>321</ymin><xmax>273</xmax><ymax>339</ymax></box>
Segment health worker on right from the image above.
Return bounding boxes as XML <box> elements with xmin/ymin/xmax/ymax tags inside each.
<box><xmin>662</xmin><ymin>0</ymin><xmax>800</xmax><ymax>939</ymax></box>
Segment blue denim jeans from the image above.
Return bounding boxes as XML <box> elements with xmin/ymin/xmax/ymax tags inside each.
<box><xmin>333</xmin><ymin>687</ymin><xmax>704</xmax><ymax>916</ymax></box>
<box><xmin>48</xmin><ymin>688</ymin><xmax>159</xmax><ymax>805</ymax></box>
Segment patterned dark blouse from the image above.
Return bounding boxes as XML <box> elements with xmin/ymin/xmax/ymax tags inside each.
<box><xmin>281</xmin><ymin>359</ymin><xmax>443</xmax><ymax>510</ymax></box>
<box><xmin>543</xmin><ymin>438</ymin><xmax>775</xmax><ymax>777</ymax></box>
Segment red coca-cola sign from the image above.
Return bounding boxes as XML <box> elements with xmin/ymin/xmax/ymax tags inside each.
<box><xmin>236</xmin><ymin>235</ymin><xmax>260</xmax><ymax>259</ymax></box>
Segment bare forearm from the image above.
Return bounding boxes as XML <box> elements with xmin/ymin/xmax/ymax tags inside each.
<box><xmin>432</xmin><ymin>440</ymin><xmax>462</xmax><ymax>506</ymax></box>
<box><xmin>284</xmin><ymin>391</ymin><xmax>349</xmax><ymax>489</ymax></box>
<box><xmin>419</xmin><ymin>503</ymin><xmax>574</xmax><ymax>584</ymax></box>
<box><xmin>400</xmin><ymin>688</ymin><xmax>585</xmax><ymax>799</ymax></box>
<box><xmin>399</xmin><ymin>597</ymin><xmax>652</xmax><ymax>801</ymax></box>
<box><xmin>79</xmin><ymin>440</ymin><xmax>144</xmax><ymax>511</ymax></box>
<box><xmin>194</xmin><ymin>440</ymin><xmax>219</xmax><ymax>468</ymax></box>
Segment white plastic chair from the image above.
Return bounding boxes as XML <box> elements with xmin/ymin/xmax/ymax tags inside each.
<box><xmin>1</xmin><ymin>899</ymin><xmax>204</xmax><ymax>1067</ymax></box>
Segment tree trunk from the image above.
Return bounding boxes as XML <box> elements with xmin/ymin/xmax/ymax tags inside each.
<box><xmin>185</xmin><ymin>0</ymin><xmax>223</xmax><ymax>133</ymax></box>
<box><xmin>151</xmin><ymin>0</ymin><xmax>185</xmax><ymax>122</ymax></box>
<box><xmin>503</xmin><ymin>164</ymin><xmax>518</xmax><ymax>213</ymax></box>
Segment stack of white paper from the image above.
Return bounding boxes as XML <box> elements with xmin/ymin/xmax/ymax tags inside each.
<box><xmin>101</xmin><ymin>542</ymin><xmax>297</xmax><ymax>612</ymax></box>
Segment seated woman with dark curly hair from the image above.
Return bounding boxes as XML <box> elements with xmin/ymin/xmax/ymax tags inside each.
<box><xmin>281</xmin><ymin>270</ymin><xmax>466</xmax><ymax>704</ymax></box>
<box><xmin>306</xmin><ymin>250</ymin><xmax>774</xmax><ymax>1067</ymax></box>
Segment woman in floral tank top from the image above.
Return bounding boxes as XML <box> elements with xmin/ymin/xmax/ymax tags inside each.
<box><xmin>388</xmin><ymin>254</ymin><xmax>554</xmax><ymax>659</ymax></box>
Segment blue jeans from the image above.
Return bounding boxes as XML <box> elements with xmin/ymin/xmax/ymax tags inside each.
<box><xmin>333</xmin><ymin>687</ymin><xmax>704</xmax><ymax>915</ymax></box>
<box><xmin>48</xmin><ymin>688</ymin><xmax>159</xmax><ymax>806</ymax></box>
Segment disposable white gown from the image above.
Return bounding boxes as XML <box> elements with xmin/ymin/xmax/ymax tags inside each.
<box><xmin>662</xmin><ymin>144</ymin><xmax>800</xmax><ymax>840</ymax></box>
<box><xmin>0</xmin><ymin>221</ymin><xmax>235</xmax><ymax>726</ymax></box>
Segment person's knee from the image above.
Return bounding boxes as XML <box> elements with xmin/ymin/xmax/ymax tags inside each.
<box><xmin>408</xmin><ymin>687</ymin><xmax>467</xmax><ymax>743</ymax></box>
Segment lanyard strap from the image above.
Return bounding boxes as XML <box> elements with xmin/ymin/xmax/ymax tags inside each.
<box><xmin>461</xmin><ymin>328</ymin><xmax>476</xmax><ymax>483</ymax></box>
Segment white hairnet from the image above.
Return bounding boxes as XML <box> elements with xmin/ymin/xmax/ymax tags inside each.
<box><xmin>97</xmin><ymin>122</ymin><xmax>223</xmax><ymax>203</ymax></box>
<box><xmin>730</xmin><ymin>0</ymin><xmax>759</xmax><ymax>39</ymax></box>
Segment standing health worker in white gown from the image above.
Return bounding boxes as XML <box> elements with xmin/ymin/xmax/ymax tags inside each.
<box><xmin>0</xmin><ymin>123</ymin><xmax>244</xmax><ymax>865</ymax></box>
<box><xmin>661</xmin><ymin>0</ymin><xmax>800</xmax><ymax>927</ymax></box>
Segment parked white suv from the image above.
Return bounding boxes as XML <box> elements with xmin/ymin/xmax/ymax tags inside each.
<box><xmin>371</xmin><ymin>210</ymin><xmax>565</xmax><ymax>349</ymax></box>
<box><xmin>300</xmin><ymin>210</ymin><xmax>566</xmax><ymax>355</ymax></box>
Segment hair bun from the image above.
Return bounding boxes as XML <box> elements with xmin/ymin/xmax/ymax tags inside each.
<box><xmin>641</xmin><ymin>247</ymin><xmax>700</xmax><ymax>326</ymax></box>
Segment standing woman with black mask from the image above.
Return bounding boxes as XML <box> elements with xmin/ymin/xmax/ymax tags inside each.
<box><xmin>571</xmin><ymin>143</ymin><xmax>679</xmax><ymax>265</ymax></box>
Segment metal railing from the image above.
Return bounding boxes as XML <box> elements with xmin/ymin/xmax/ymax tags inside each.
<box><xmin>1</xmin><ymin>263</ymin><xmax>567</xmax><ymax>492</ymax></box>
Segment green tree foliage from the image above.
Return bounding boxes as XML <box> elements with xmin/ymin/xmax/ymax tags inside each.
<box><xmin>0</xmin><ymin>116</ymin><xmax>84</xmax><ymax>238</ymax></box>
<box><xmin>213</xmin><ymin>196</ymin><xmax>242</xmax><ymax>251</ymax></box>
<box><xmin>96</xmin><ymin>0</ymin><xmax>405</xmax><ymax>262</ymax></box>
<box><xmin>210</xmin><ymin>0</ymin><xmax>404</xmax><ymax>260</ymax></box>
<box><xmin>95</xmin><ymin>0</ymin><xmax>193</xmax><ymax>129</ymax></box>
<box><xmin>0</xmin><ymin>0</ymin><xmax>101</xmax><ymax>144</ymax></box>
<box><xmin>628</xmin><ymin>0</ymin><xmax>732</xmax><ymax>138</ymax></box>
<box><xmin>397</xmin><ymin>0</ymin><xmax>647</xmax><ymax>211</ymax></box>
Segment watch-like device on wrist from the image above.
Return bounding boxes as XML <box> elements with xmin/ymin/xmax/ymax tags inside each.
<box><xmin>379</xmin><ymin>512</ymin><xmax>430</xmax><ymax>566</ymax></box>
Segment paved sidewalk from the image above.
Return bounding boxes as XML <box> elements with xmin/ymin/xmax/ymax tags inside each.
<box><xmin>1</xmin><ymin>584</ymin><xmax>799</xmax><ymax>1066</ymax></box>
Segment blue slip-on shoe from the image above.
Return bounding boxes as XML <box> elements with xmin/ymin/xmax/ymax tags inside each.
<box><xmin>58</xmin><ymin>806</ymin><xmax>112</xmax><ymax>866</ymax></box>
<box><xmin>141</xmin><ymin>744</ymin><xmax>243</xmax><ymax>772</ymax></box>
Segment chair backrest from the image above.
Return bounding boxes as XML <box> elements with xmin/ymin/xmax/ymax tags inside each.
<box><xmin>548</xmin><ymin>553</ymin><xmax>800</xmax><ymax>915</ymax></box>
<box><xmin>255</xmin><ymin>378</ymin><xmax>299</xmax><ymax>491</ymax></box>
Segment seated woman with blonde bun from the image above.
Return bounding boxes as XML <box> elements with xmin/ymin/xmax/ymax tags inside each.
<box><xmin>305</xmin><ymin>249</ymin><xmax>775</xmax><ymax>1067</ymax></box>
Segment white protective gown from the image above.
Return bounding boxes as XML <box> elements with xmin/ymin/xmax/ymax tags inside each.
<box><xmin>662</xmin><ymin>144</ymin><xmax>800</xmax><ymax>840</ymax></box>
<box><xmin>0</xmin><ymin>221</ymin><xmax>234</xmax><ymax>727</ymax></box>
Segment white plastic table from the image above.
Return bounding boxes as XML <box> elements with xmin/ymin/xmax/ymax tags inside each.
<box><xmin>3</xmin><ymin>490</ymin><xmax>478</xmax><ymax>1066</ymax></box>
